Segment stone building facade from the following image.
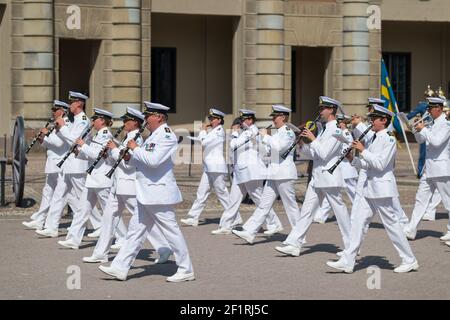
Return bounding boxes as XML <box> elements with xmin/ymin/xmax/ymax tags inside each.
<box><xmin>0</xmin><ymin>0</ymin><xmax>449</xmax><ymax>136</ymax></box>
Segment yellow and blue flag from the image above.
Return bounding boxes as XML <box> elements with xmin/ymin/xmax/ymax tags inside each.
<box><xmin>381</xmin><ymin>59</ymin><xmax>402</xmax><ymax>132</ymax></box>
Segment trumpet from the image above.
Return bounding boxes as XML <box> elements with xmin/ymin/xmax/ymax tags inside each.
<box><xmin>398</xmin><ymin>111</ymin><xmax>433</xmax><ymax>134</ymax></box>
<box><xmin>281</xmin><ymin>115</ymin><xmax>321</xmax><ymax>160</ymax></box>
<box><xmin>25</xmin><ymin>117</ymin><xmax>54</xmax><ymax>154</ymax></box>
<box><xmin>326</xmin><ymin>123</ymin><xmax>373</xmax><ymax>175</ymax></box>
<box><xmin>57</xmin><ymin>124</ymin><xmax>94</xmax><ymax>168</ymax></box>
<box><xmin>86</xmin><ymin>125</ymin><xmax>125</xmax><ymax>174</ymax></box>
<box><xmin>106</xmin><ymin>124</ymin><xmax>146</xmax><ymax>179</ymax></box>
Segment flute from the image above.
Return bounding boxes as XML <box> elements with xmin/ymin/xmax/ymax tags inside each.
<box><xmin>25</xmin><ymin>117</ymin><xmax>53</xmax><ymax>154</ymax></box>
<box><xmin>56</xmin><ymin>124</ymin><xmax>94</xmax><ymax>168</ymax></box>
<box><xmin>105</xmin><ymin>124</ymin><xmax>145</xmax><ymax>179</ymax></box>
<box><xmin>86</xmin><ymin>125</ymin><xmax>125</xmax><ymax>174</ymax></box>
<box><xmin>232</xmin><ymin>124</ymin><xmax>272</xmax><ymax>152</ymax></box>
<box><xmin>326</xmin><ymin>123</ymin><xmax>373</xmax><ymax>175</ymax></box>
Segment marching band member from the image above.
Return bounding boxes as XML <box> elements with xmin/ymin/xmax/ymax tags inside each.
<box><xmin>352</xmin><ymin>98</ymin><xmax>409</xmax><ymax>227</ymax></box>
<box><xmin>83</xmin><ymin>107</ymin><xmax>173</xmax><ymax>264</ymax></box>
<box><xmin>36</xmin><ymin>92</ymin><xmax>102</xmax><ymax>238</ymax></box>
<box><xmin>23</xmin><ymin>100</ymin><xmax>70</xmax><ymax>230</ymax></box>
<box><xmin>181</xmin><ymin>109</ymin><xmax>234</xmax><ymax>227</ymax></box>
<box><xmin>327</xmin><ymin>105</ymin><xmax>419</xmax><ymax>273</ymax></box>
<box><xmin>232</xmin><ymin>105</ymin><xmax>301</xmax><ymax>245</ymax></box>
<box><xmin>313</xmin><ymin>114</ymin><xmax>358</xmax><ymax>224</ymax></box>
<box><xmin>99</xmin><ymin>102</ymin><xmax>194</xmax><ymax>282</ymax></box>
<box><xmin>274</xmin><ymin>97</ymin><xmax>351</xmax><ymax>256</ymax></box>
<box><xmin>58</xmin><ymin>108</ymin><xmax>115</xmax><ymax>249</ymax></box>
<box><xmin>404</xmin><ymin>97</ymin><xmax>450</xmax><ymax>242</ymax></box>
<box><xmin>211</xmin><ymin>109</ymin><xmax>283</xmax><ymax>235</ymax></box>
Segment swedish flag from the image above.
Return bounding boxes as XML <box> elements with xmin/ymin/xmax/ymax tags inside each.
<box><xmin>381</xmin><ymin>59</ymin><xmax>402</xmax><ymax>132</ymax></box>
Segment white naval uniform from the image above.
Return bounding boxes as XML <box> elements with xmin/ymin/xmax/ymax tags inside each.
<box><xmin>187</xmin><ymin>125</ymin><xmax>231</xmax><ymax>220</ymax></box>
<box><xmin>30</xmin><ymin>120</ymin><xmax>70</xmax><ymax>227</ymax></box>
<box><xmin>283</xmin><ymin>120</ymin><xmax>351</xmax><ymax>249</ymax></box>
<box><xmin>42</xmin><ymin>113</ymin><xmax>102</xmax><ymax>232</ymax></box>
<box><xmin>341</xmin><ymin>129</ymin><xmax>416</xmax><ymax>268</ymax></box>
<box><xmin>406</xmin><ymin>114</ymin><xmax>450</xmax><ymax>236</ymax></box>
<box><xmin>91</xmin><ymin>129</ymin><xmax>171</xmax><ymax>259</ymax></box>
<box><xmin>111</xmin><ymin>123</ymin><xmax>193</xmax><ymax>275</ymax></box>
<box><xmin>241</xmin><ymin>124</ymin><xmax>301</xmax><ymax>239</ymax></box>
<box><xmin>314</xmin><ymin>128</ymin><xmax>358</xmax><ymax>222</ymax></box>
<box><xmin>353</xmin><ymin>122</ymin><xmax>409</xmax><ymax>226</ymax></box>
<box><xmin>64</xmin><ymin>126</ymin><xmax>114</xmax><ymax>246</ymax></box>
<box><xmin>219</xmin><ymin>125</ymin><xmax>282</xmax><ymax>230</ymax></box>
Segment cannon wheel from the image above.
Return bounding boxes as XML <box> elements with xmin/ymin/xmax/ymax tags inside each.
<box><xmin>11</xmin><ymin>116</ymin><xmax>26</xmax><ymax>207</ymax></box>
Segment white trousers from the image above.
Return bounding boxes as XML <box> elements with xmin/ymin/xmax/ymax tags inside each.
<box><xmin>92</xmin><ymin>193</ymin><xmax>170</xmax><ymax>258</ymax></box>
<box><xmin>343</xmin><ymin>197</ymin><xmax>416</xmax><ymax>267</ymax></box>
<box><xmin>313</xmin><ymin>178</ymin><xmax>357</xmax><ymax>222</ymax></box>
<box><xmin>44</xmin><ymin>173</ymin><xmax>85</xmax><ymax>231</ymax></box>
<box><xmin>424</xmin><ymin>189</ymin><xmax>442</xmax><ymax>219</ymax></box>
<box><xmin>111</xmin><ymin>203</ymin><xmax>193</xmax><ymax>274</ymax></box>
<box><xmin>408</xmin><ymin>176</ymin><xmax>450</xmax><ymax>234</ymax></box>
<box><xmin>243</xmin><ymin>179</ymin><xmax>300</xmax><ymax>237</ymax></box>
<box><xmin>30</xmin><ymin>173</ymin><xmax>58</xmax><ymax>227</ymax></box>
<box><xmin>66</xmin><ymin>187</ymin><xmax>110</xmax><ymax>245</ymax></box>
<box><xmin>284</xmin><ymin>184</ymin><xmax>351</xmax><ymax>249</ymax></box>
<box><xmin>188</xmin><ymin>172</ymin><xmax>230</xmax><ymax>220</ymax></box>
<box><xmin>219</xmin><ymin>179</ymin><xmax>282</xmax><ymax>230</ymax></box>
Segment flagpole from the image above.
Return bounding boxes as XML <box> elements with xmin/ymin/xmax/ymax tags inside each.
<box><xmin>394</xmin><ymin>101</ymin><xmax>417</xmax><ymax>176</ymax></box>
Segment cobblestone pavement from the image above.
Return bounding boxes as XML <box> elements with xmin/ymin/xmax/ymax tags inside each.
<box><xmin>0</xmin><ymin>143</ymin><xmax>449</xmax><ymax>299</ymax></box>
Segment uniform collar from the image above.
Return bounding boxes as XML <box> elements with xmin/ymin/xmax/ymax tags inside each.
<box><xmin>375</xmin><ymin>128</ymin><xmax>388</xmax><ymax>137</ymax></box>
<box><xmin>75</xmin><ymin>111</ymin><xmax>86</xmax><ymax>119</ymax></box>
<box><xmin>128</xmin><ymin>128</ymin><xmax>139</xmax><ymax>136</ymax></box>
<box><xmin>151</xmin><ymin>123</ymin><xmax>168</xmax><ymax>136</ymax></box>
<box><xmin>326</xmin><ymin>119</ymin><xmax>337</xmax><ymax>128</ymax></box>
<box><xmin>435</xmin><ymin>113</ymin><xmax>446</xmax><ymax>123</ymax></box>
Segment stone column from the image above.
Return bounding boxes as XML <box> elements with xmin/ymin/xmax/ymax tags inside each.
<box><xmin>111</xmin><ymin>0</ymin><xmax>141</xmax><ymax>116</ymax></box>
<box><xmin>255</xmin><ymin>0</ymin><xmax>285</xmax><ymax>123</ymax></box>
<box><xmin>19</xmin><ymin>0</ymin><xmax>54</xmax><ymax>125</ymax></box>
<box><xmin>341</xmin><ymin>0</ymin><xmax>370</xmax><ymax>115</ymax></box>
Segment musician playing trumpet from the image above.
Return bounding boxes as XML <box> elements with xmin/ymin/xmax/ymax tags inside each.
<box><xmin>211</xmin><ymin>109</ymin><xmax>283</xmax><ymax>235</ymax></box>
<box><xmin>83</xmin><ymin>107</ymin><xmax>173</xmax><ymax>265</ymax></box>
<box><xmin>58</xmin><ymin>108</ymin><xmax>116</xmax><ymax>250</ymax></box>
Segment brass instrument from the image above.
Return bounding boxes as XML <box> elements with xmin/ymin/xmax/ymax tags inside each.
<box><xmin>398</xmin><ymin>111</ymin><xmax>433</xmax><ymax>134</ymax></box>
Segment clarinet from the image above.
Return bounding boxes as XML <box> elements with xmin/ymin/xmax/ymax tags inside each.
<box><xmin>105</xmin><ymin>125</ymin><xmax>145</xmax><ymax>179</ymax></box>
<box><xmin>232</xmin><ymin>124</ymin><xmax>272</xmax><ymax>152</ymax></box>
<box><xmin>86</xmin><ymin>125</ymin><xmax>125</xmax><ymax>174</ymax></box>
<box><xmin>281</xmin><ymin>115</ymin><xmax>321</xmax><ymax>160</ymax></box>
<box><xmin>25</xmin><ymin>117</ymin><xmax>53</xmax><ymax>154</ymax></box>
<box><xmin>326</xmin><ymin>123</ymin><xmax>373</xmax><ymax>175</ymax></box>
<box><xmin>56</xmin><ymin>124</ymin><xmax>94</xmax><ymax>168</ymax></box>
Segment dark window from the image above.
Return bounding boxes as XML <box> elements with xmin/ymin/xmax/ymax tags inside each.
<box><xmin>291</xmin><ymin>47</ymin><xmax>297</xmax><ymax>113</ymax></box>
<box><xmin>151</xmin><ymin>47</ymin><xmax>176</xmax><ymax>112</ymax></box>
<box><xmin>382</xmin><ymin>52</ymin><xmax>411</xmax><ymax>112</ymax></box>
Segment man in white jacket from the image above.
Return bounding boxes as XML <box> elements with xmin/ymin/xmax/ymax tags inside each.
<box><xmin>58</xmin><ymin>108</ymin><xmax>115</xmax><ymax>249</ymax></box>
<box><xmin>181</xmin><ymin>108</ymin><xmax>233</xmax><ymax>227</ymax></box>
<box><xmin>232</xmin><ymin>105</ymin><xmax>301</xmax><ymax>245</ymax></box>
<box><xmin>404</xmin><ymin>97</ymin><xmax>450</xmax><ymax>242</ymax></box>
<box><xmin>211</xmin><ymin>109</ymin><xmax>283</xmax><ymax>235</ymax></box>
<box><xmin>327</xmin><ymin>104</ymin><xmax>418</xmax><ymax>273</ymax></box>
<box><xmin>22</xmin><ymin>100</ymin><xmax>69</xmax><ymax>230</ymax></box>
<box><xmin>99</xmin><ymin>102</ymin><xmax>194</xmax><ymax>282</ymax></box>
<box><xmin>83</xmin><ymin>107</ymin><xmax>173</xmax><ymax>264</ymax></box>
